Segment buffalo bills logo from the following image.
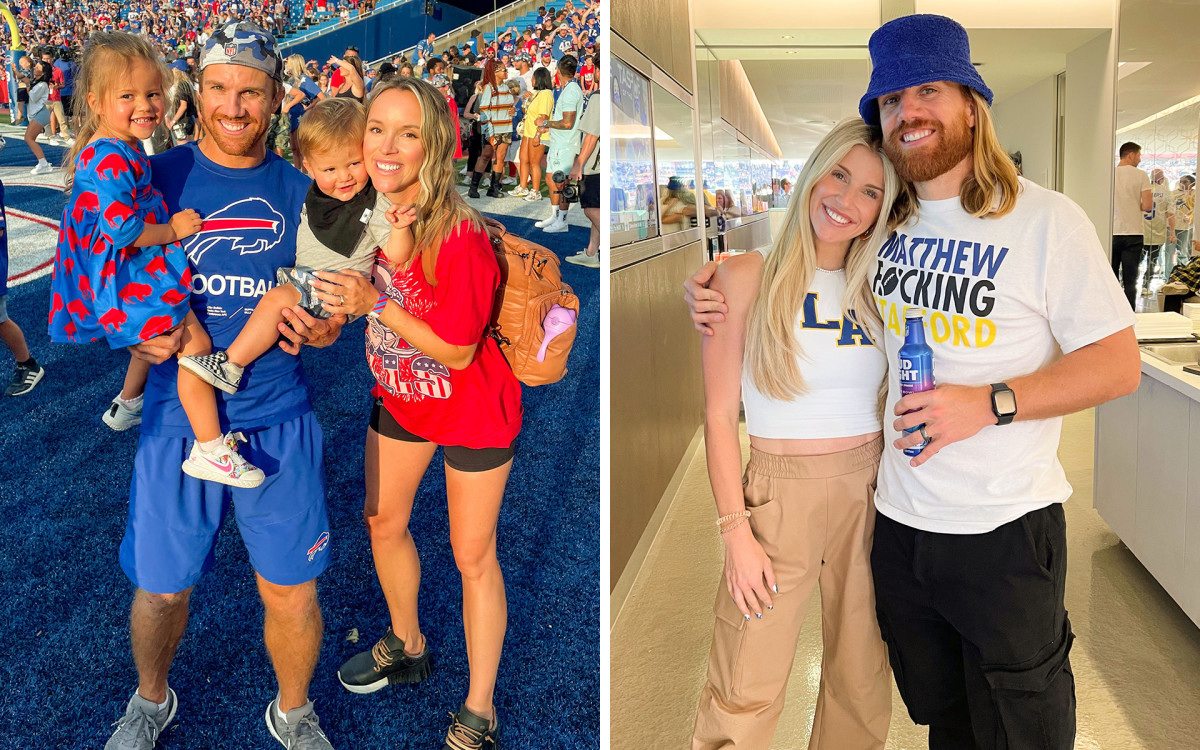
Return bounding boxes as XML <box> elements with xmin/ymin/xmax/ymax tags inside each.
<box><xmin>307</xmin><ymin>532</ymin><xmax>330</xmax><ymax>562</ymax></box>
<box><xmin>184</xmin><ymin>198</ymin><xmax>286</xmax><ymax>264</ymax></box>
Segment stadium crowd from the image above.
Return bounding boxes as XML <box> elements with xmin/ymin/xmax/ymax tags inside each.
<box><xmin>0</xmin><ymin>0</ymin><xmax>600</xmax><ymax>263</ymax></box>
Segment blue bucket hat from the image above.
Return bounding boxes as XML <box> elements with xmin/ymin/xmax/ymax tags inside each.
<box><xmin>200</xmin><ymin>21</ymin><xmax>283</xmax><ymax>82</ymax></box>
<box><xmin>858</xmin><ymin>14</ymin><xmax>993</xmax><ymax>127</ymax></box>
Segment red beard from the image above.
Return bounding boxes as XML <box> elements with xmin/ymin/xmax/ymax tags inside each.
<box><xmin>884</xmin><ymin>114</ymin><xmax>974</xmax><ymax>184</ymax></box>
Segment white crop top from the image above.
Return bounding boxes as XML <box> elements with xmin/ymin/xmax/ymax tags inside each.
<box><xmin>741</xmin><ymin>266</ymin><xmax>887</xmax><ymax>439</ymax></box>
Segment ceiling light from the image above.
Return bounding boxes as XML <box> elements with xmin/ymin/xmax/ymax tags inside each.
<box><xmin>781</xmin><ymin>34</ymin><xmax>794</xmax><ymax>39</ymax></box>
<box><xmin>785</xmin><ymin>50</ymin><xmax>797</xmax><ymax>54</ymax></box>
<box><xmin>1118</xmin><ymin>92</ymin><xmax>1200</xmax><ymax>134</ymax></box>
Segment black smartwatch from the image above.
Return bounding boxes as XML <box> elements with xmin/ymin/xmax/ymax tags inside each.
<box><xmin>990</xmin><ymin>383</ymin><xmax>1017</xmax><ymax>426</ymax></box>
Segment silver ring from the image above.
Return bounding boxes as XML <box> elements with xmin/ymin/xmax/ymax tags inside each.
<box><xmin>919</xmin><ymin>425</ymin><xmax>931</xmax><ymax>443</ymax></box>
<box><xmin>338</xmin><ymin>294</ymin><xmax>345</xmax><ymax>305</ymax></box>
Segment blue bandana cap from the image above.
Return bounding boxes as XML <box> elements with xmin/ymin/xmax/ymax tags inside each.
<box><xmin>199</xmin><ymin>21</ymin><xmax>283</xmax><ymax>82</ymax></box>
<box><xmin>858</xmin><ymin>14</ymin><xmax>993</xmax><ymax>127</ymax></box>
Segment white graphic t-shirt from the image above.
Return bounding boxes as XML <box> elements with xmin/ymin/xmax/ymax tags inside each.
<box><xmin>873</xmin><ymin>178</ymin><xmax>1136</xmax><ymax>533</ymax></box>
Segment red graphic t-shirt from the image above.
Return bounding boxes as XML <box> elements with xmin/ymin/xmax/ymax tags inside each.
<box><xmin>366</xmin><ymin>220</ymin><xmax>522</xmax><ymax>449</ymax></box>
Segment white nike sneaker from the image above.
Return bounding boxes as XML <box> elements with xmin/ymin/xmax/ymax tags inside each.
<box><xmin>511</xmin><ymin>186</ymin><xmax>529</xmax><ymax>198</ymax></box>
<box><xmin>535</xmin><ymin>210</ymin><xmax>561</xmax><ymax>228</ymax></box>
<box><xmin>30</xmin><ymin>162</ymin><xmax>53</xmax><ymax>175</ymax></box>
<box><xmin>182</xmin><ymin>433</ymin><xmax>265</xmax><ymax>488</ymax></box>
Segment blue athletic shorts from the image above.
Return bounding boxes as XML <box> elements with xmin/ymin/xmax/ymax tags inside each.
<box><xmin>119</xmin><ymin>412</ymin><xmax>331</xmax><ymax>594</ymax></box>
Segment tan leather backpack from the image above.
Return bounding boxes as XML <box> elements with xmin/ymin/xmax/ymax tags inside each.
<box><xmin>484</xmin><ymin>219</ymin><xmax>580</xmax><ymax>386</ymax></box>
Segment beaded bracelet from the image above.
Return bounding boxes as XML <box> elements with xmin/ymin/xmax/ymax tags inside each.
<box><xmin>719</xmin><ymin>518</ymin><xmax>748</xmax><ymax>535</ymax></box>
<box><xmin>715</xmin><ymin>510</ymin><xmax>750</xmax><ymax>527</ymax></box>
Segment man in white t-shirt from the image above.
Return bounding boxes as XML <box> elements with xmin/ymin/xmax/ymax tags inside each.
<box><xmin>1112</xmin><ymin>141</ymin><xmax>1153</xmax><ymax>307</ymax></box>
<box><xmin>685</xmin><ymin>14</ymin><xmax>1141</xmax><ymax>749</ymax></box>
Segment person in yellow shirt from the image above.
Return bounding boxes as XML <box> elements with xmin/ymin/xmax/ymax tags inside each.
<box><xmin>516</xmin><ymin>67</ymin><xmax>555</xmax><ymax>201</ymax></box>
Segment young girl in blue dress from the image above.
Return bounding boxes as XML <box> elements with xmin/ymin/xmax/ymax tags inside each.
<box><xmin>49</xmin><ymin>31</ymin><xmax>264</xmax><ymax>488</ymax></box>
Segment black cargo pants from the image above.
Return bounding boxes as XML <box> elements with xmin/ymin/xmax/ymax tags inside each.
<box><xmin>871</xmin><ymin>503</ymin><xmax>1076</xmax><ymax>750</ymax></box>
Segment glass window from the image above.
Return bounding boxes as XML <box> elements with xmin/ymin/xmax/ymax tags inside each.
<box><xmin>652</xmin><ymin>83</ymin><xmax>699</xmax><ymax>235</ymax></box>
<box><xmin>751</xmin><ymin>152</ymin><xmax>773</xmax><ymax>215</ymax></box>
<box><xmin>712</xmin><ymin>126</ymin><xmax>742</xmax><ymax>218</ymax></box>
<box><xmin>735</xmin><ymin>142</ymin><xmax>753</xmax><ymax>215</ymax></box>
<box><xmin>610</xmin><ymin>56</ymin><xmax>657</xmax><ymax>247</ymax></box>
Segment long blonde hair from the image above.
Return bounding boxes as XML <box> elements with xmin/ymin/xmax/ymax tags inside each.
<box><xmin>365</xmin><ymin>77</ymin><xmax>482</xmax><ymax>281</ymax></box>
<box><xmin>64</xmin><ymin>32</ymin><xmax>170</xmax><ymax>188</ymax></box>
<box><xmin>959</xmin><ymin>88</ymin><xmax>1020</xmax><ymax>219</ymax></box>
<box><xmin>745</xmin><ymin>118</ymin><xmax>914</xmax><ymax>400</ymax></box>
<box><xmin>285</xmin><ymin>53</ymin><xmax>308</xmax><ymax>83</ymax></box>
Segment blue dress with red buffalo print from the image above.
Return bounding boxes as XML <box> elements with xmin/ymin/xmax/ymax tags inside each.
<box><xmin>48</xmin><ymin>137</ymin><xmax>192</xmax><ymax>348</ymax></box>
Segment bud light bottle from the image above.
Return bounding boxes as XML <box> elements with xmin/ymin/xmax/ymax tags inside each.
<box><xmin>898</xmin><ymin>309</ymin><xmax>934</xmax><ymax>457</ymax></box>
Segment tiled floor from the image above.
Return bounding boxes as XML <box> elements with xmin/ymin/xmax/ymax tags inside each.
<box><xmin>611</xmin><ymin>409</ymin><xmax>1200</xmax><ymax>749</ymax></box>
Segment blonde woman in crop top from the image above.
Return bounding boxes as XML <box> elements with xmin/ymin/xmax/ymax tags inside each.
<box><xmin>692</xmin><ymin>118</ymin><xmax>914</xmax><ymax>750</ymax></box>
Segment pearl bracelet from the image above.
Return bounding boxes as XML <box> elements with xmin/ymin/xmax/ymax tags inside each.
<box><xmin>715</xmin><ymin>510</ymin><xmax>750</xmax><ymax>527</ymax></box>
<box><xmin>719</xmin><ymin>518</ymin><xmax>748</xmax><ymax>535</ymax></box>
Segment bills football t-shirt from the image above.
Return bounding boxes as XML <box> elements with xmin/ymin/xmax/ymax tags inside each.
<box><xmin>141</xmin><ymin>142</ymin><xmax>312</xmax><ymax>438</ymax></box>
<box><xmin>367</xmin><ymin>219</ymin><xmax>522</xmax><ymax>449</ymax></box>
<box><xmin>872</xmin><ymin>178</ymin><xmax>1135</xmax><ymax>533</ymax></box>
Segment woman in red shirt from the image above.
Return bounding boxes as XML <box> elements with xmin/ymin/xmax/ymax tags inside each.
<box><xmin>310</xmin><ymin>77</ymin><xmax>520</xmax><ymax>750</ymax></box>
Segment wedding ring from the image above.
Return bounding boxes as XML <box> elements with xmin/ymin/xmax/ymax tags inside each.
<box><xmin>919</xmin><ymin>425</ymin><xmax>931</xmax><ymax>443</ymax></box>
<box><xmin>338</xmin><ymin>294</ymin><xmax>345</xmax><ymax>305</ymax></box>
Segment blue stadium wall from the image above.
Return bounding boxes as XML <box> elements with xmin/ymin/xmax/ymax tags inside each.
<box><xmin>281</xmin><ymin>0</ymin><xmax>477</xmax><ymax>62</ymax></box>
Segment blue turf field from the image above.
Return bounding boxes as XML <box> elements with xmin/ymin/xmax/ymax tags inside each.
<box><xmin>0</xmin><ymin>197</ymin><xmax>600</xmax><ymax>749</ymax></box>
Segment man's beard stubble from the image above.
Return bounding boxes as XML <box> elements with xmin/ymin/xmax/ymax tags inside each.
<box><xmin>883</xmin><ymin>113</ymin><xmax>974</xmax><ymax>185</ymax></box>
<box><xmin>200</xmin><ymin>111</ymin><xmax>268</xmax><ymax>157</ymax></box>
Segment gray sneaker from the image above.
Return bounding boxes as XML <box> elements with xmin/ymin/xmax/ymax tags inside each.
<box><xmin>102</xmin><ymin>397</ymin><xmax>142</xmax><ymax>431</ymax></box>
<box><xmin>265</xmin><ymin>698</ymin><xmax>333</xmax><ymax>749</ymax></box>
<box><xmin>104</xmin><ymin>688</ymin><xmax>177</xmax><ymax>750</ymax></box>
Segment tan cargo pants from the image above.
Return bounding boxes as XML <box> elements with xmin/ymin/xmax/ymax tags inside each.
<box><xmin>692</xmin><ymin>438</ymin><xmax>891</xmax><ymax>749</ymax></box>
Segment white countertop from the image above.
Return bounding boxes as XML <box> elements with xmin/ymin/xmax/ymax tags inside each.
<box><xmin>1140</xmin><ymin>350</ymin><xmax>1200</xmax><ymax>400</ymax></box>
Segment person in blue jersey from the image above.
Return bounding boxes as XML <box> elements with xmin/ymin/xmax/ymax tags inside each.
<box><xmin>416</xmin><ymin>31</ymin><xmax>436</xmax><ymax>70</ymax></box>
<box><xmin>688</xmin><ymin>118</ymin><xmax>912</xmax><ymax>749</ymax></box>
<box><xmin>99</xmin><ymin>22</ymin><xmax>343</xmax><ymax>750</ymax></box>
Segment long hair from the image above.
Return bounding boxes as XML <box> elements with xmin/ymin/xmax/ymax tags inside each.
<box><xmin>365</xmin><ymin>77</ymin><xmax>483</xmax><ymax>281</ymax></box>
<box><xmin>959</xmin><ymin>88</ymin><xmax>1021</xmax><ymax>219</ymax></box>
<box><xmin>285</xmin><ymin>53</ymin><xmax>307</xmax><ymax>83</ymax></box>
<box><xmin>745</xmin><ymin>118</ymin><xmax>914</xmax><ymax>400</ymax></box>
<box><xmin>64</xmin><ymin>32</ymin><xmax>169</xmax><ymax>188</ymax></box>
<box><xmin>480</xmin><ymin>57</ymin><xmax>501</xmax><ymax>95</ymax></box>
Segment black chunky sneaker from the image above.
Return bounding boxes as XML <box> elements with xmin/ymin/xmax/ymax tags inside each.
<box><xmin>337</xmin><ymin>627</ymin><xmax>431</xmax><ymax>694</ymax></box>
<box><xmin>442</xmin><ymin>704</ymin><xmax>499</xmax><ymax>750</ymax></box>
